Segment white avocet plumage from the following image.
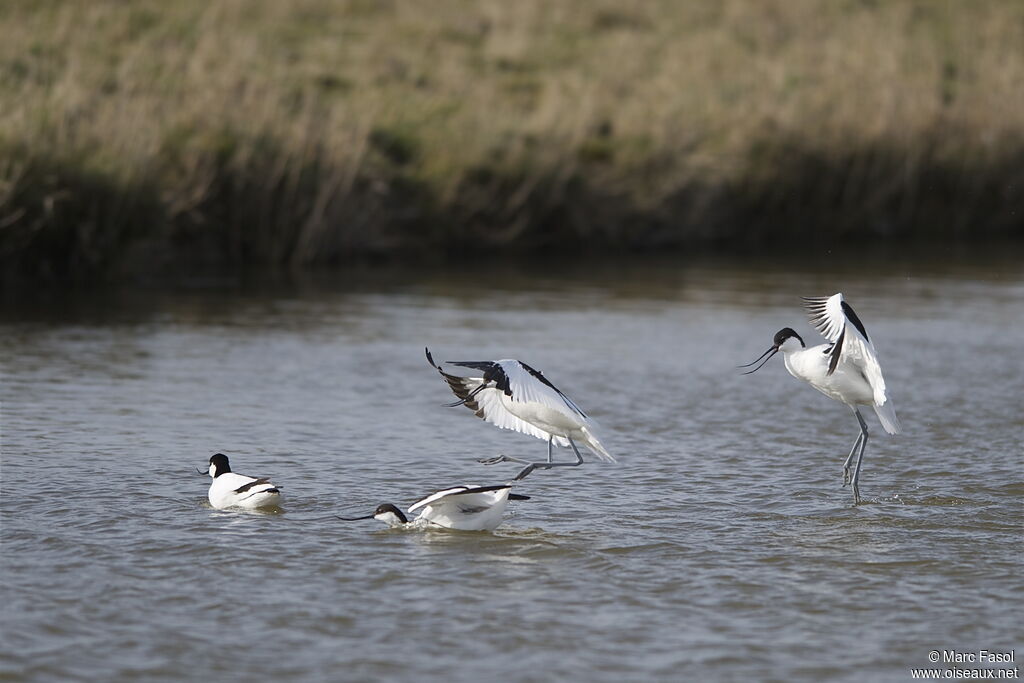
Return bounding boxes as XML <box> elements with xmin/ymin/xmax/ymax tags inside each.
<box><xmin>201</xmin><ymin>453</ymin><xmax>283</xmax><ymax>510</ymax></box>
<box><xmin>740</xmin><ymin>293</ymin><xmax>902</xmax><ymax>504</ymax></box>
<box><xmin>339</xmin><ymin>485</ymin><xmax>530</xmax><ymax>531</ymax></box>
<box><xmin>425</xmin><ymin>348</ymin><xmax>615</xmax><ymax>481</ymax></box>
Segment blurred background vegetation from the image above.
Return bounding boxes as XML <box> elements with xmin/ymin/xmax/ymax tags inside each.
<box><xmin>1</xmin><ymin>0</ymin><xmax>1022</xmax><ymax>282</ymax></box>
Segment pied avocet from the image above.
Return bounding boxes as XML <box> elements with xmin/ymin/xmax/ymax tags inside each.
<box><xmin>740</xmin><ymin>293</ymin><xmax>902</xmax><ymax>503</ymax></box>
<box><xmin>339</xmin><ymin>484</ymin><xmax>530</xmax><ymax>531</ymax></box>
<box><xmin>425</xmin><ymin>348</ymin><xmax>615</xmax><ymax>481</ymax></box>
<box><xmin>201</xmin><ymin>453</ymin><xmax>283</xmax><ymax>510</ymax></box>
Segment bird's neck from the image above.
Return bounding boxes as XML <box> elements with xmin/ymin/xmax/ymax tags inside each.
<box><xmin>378</xmin><ymin>512</ymin><xmax>407</xmax><ymax>527</ymax></box>
<box><xmin>781</xmin><ymin>346</ymin><xmax>815</xmax><ymax>380</ymax></box>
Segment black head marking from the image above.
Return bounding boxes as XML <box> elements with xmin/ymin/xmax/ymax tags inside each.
<box><xmin>468</xmin><ymin>362</ymin><xmax>511</xmax><ymax>396</ymax></box>
<box><xmin>486</xmin><ymin>364</ymin><xmax>511</xmax><ymax>396</ymax></box>
<box><xmin>434</xmin><ymin>359</ymin><xmax>510</xmax><ymax>415</ymax></box>
<box><xmin>374</xmin><ymin>503</ymin><xmax>408</xmax><ymax>524</ymax></box>
<box><xmin>209</xmin><ymin>453</ymin><xmax>231</xmax><ymax>477</ymax></box>
<box><xmin>740</xmin><ymin>328</ymin><xmax>804</xmax><ymax>375</ymax></box>
<box><xmin>447</xmin><ymin>360</ymin><xmax>512</xmax><ymax>396</ymax></box>
<box><xmin>773</xmin><ymin>328</ymin><xmax>805</xmax><ymax>348</ymax></box>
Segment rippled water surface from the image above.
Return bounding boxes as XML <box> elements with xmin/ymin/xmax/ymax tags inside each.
<box><xmin>2</xmin><ymin>251</ymin><xmax>1022</xmax><ymax>682</ymax></box>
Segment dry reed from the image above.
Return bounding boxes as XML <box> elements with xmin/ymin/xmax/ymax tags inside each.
<box><xmin>1</xmin><ymin>0</ymin><xmax>1022</xmax><ymax>281</ymax></box>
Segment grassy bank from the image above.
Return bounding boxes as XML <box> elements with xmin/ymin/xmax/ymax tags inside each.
<box><xmin>1</xmin><ymin>0</ymin><xmax>1022</xmax><ymax>281</ymax></box>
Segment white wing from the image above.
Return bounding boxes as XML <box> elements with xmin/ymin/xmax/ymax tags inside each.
<box><xmin>407</xmin><ymin>485</ymin><xmax>513</xmax><ymax>531</ymax></box>
<box><xmin>209</xmin><ymin>472</ymin><xmax>281</xmax><ymax>508</ymax></box>
<box><xmin>500</xmin><ymin>359</ymin><xmax>589</xmax><ymax>419</ymax></box>
<box><xmin>408</xmin><ymin>486</ymin><xmax>474</xmax><ymax>512</ymax></box>
<box><xmin>470</xmin><ymin>385</ymin><xmax>573</xmax><ymax>445</ymax></box>
<box><xmin>409</xmin><ymin>485</ymin><xmax>511</xmax><ymax>512</ymax></box>
<box><xmin>501</xmin><ymin>361</ymin><xmax>618</xmax><ymax>460</ymax></box>
<box><xmin>216</xmin><ymin>472</ymin><xmax>253</xmax><ymax>489</ymax></box>
<box><xmin>430</xmin><ymin>352</ymin><xmax>590</xmax><ymax>446</ymax></box>
<box><xmin>218</xmin><ymin>472</ymin><xmax>277</xmax><ymax>494</ymax></box>
<box><xmin>803</xmin><ymin>293</ymin><xmax>889</xmax><ymax>407</ymax></box>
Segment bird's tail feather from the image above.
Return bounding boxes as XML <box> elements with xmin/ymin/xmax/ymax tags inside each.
<box><xmin>873</xmin><ymin>400</ymin><xmax>902</xmax><ymax>435</ymax></box>
<box><xmin>582</xmin><ymin>428</ymin><xmax>616</xmax><ymax>462</ymax></box>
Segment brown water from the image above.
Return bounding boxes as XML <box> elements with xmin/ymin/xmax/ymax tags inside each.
<box><xmin>1</xmin><ymin>250</ymin><xmax>1022</xmax><ymax>682</ymax></box>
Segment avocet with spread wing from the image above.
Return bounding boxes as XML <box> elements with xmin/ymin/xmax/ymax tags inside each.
<box><xmin>425</xmin><ymin>348</ymin><xmax>615</xmax><ymax>481</ymax></box>
<box><xmin>740</xmin><ymin>293</ymin><xmax>901</xmax><ymax>503</ymax></box>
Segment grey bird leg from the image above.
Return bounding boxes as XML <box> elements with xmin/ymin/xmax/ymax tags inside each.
<box><xmin>850</xmin><ymin>409</ymin><xmax>869</xmax><ymax>504</ymax></box>
<box><xmin>477</xmin><ymin>437</ymin><xmax>585</xmax><ymax>481</ymax></box>
<box><xmin>842</xmin><ymin>432</ymin><xmax>864</xmax><ymax>487</ymax></box>
<box><xmin>477</xmin><ymin>454</ymin><xmax>532</xmax><ymax>466</ymax></box>
<box><xmin>547</xmin><ymin>435</ymin><xmax>553</xmax><ymax>463</ymax></box>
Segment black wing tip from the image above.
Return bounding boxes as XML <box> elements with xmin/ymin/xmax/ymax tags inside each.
<box><xmin>431</xmin><ymin>484</ymin><xmax>526</xmax><ymax>499</ymax></box>
<box><xmin>453</xmin><ymin>484</ymin><xmax>509</xmax><ymax>495</ymax></box>
<box><xmin>447</xmin><ymin>360</ymin><xmax>496</xmax><ymax>371</ymax></box>
<box><xmin>826</xmin><ymin>328</ymin><xmax>845</xmax><ymax>376</ymax></box>
<box><xmin>233</xmin><ymin>477</ymin><xmax>273</xmax><ymax>494</ymax></box>
<box><xmin>517</xmin><ymin>360</ymin><xmax>588</xmax><ymax>418</ymax></box>
<box><xmin>840</xmin><ymin>300</ymin><xmax>870</xmax><ymax>341</ymax></box>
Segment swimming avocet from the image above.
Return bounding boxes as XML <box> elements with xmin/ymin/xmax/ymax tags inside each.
<box><xmin>425</xmin><ymin>348</ymin><xmax>615</xmax><ymax>480</ymax></box>
<box><xmin>740</xmin><ymin>293</ymin><xmax>902</xmax><ymax>503</ymax></box>
<box><xmin>201</xmin><ymin>453</ymin><xmax>282</xmax><ymax>510</ymax></box>
<box><xmin>339</xmin><ymin>485</ymin><xmax>530</xmax><ymax>531</ymax></box>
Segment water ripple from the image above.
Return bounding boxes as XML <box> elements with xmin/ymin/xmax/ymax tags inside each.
<box><xmin>2</xmin><ymin>261</ymin><xmax>1022</xmax><ymax>681</ymax></box>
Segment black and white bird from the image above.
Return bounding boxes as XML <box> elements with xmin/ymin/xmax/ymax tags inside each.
<box><xmin>339</xmin><ymin>485</ymin><xmax>530</xmax><ymax>531</ymax></box>
<box><xmin>425</xmin><ymin>348</ymin><xmax>615</xmax><ymax>481</ymax></box>
<box><xmin>740</xmin><ymin>293</ymin><xmax>902</xmax><ymax>504</ymax></box>
<box><xmin>201</xmin><ymin>453</ymin><xmax>283</xmax><ymax>510</ymax></box>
